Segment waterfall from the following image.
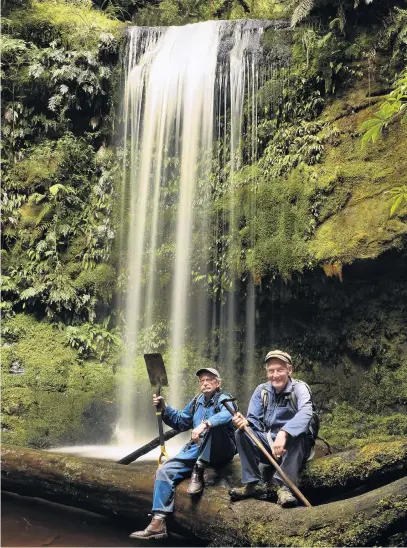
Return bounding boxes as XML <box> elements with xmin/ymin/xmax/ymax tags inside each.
<box><xmin>117</xmin><ymin>20</ymin><xmax>282</xmax><ymax>442</ymax></box>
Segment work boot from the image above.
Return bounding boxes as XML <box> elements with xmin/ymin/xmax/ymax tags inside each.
<box><xmin>187</xmin><ymin>462</ymin><xmax>205</xmax><ymax>495</ymax></box>
<box><xmin>129</xmin><ymin>517</ymin><xmax>168</xmax><ymax>540</ymax></box>
<box><xmin>229</xmin><ymin>481</ymin><xmax>269</xmax><ymax>501</ymax></box>
<box><xmin>277</xmin><ymin>485</ymin><xmax>298</xmax><ymax>508</ymax></box>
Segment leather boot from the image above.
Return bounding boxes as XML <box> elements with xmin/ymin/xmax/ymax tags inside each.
<box><xmin>229</xmin><ymin>481</ymin><xmax>269</xmax><ymax>501</ymax></box>
<box><xmin>277</xmin><ymin>485</ymin><xmax>298</xmax><ymax>508</ymax></box>
<box><xmin>129</xmin><ymin>517</ymin><xmax>168</xmax><ymax>540</ymax></box>
<box><xmin>187</xmin><ymin>462</ymin><xmax>205</xmax><ymax>495</ymax></box>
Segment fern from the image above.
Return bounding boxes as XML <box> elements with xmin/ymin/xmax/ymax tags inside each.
<box><xmin>291</xmin><ymin>0</ymin><xmax>315</xmax><ymax>28</ymax></box>
<box><xmin>361</xmin><ymin>69</ymin><xmax>407</xmax><ymax>147</ymax></box>
<box><xmin>387</xmin><ymin>186</ymin><xmax>407</xmax><ymax>217</ymax></box>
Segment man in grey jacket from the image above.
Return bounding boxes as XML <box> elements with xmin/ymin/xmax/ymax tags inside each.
<box><xmin>229</xmin><ymin>350</ymin><xmax>313</xmax><ymax>507</ymax></box>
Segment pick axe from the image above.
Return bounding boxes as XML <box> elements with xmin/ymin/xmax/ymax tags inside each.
<box><xmin>144</xmin><ymin>353</ymin><xmax>169</xmax><ymax>466</ymax></box>
<box><xmin>221</xmin><ymin>398</ymin><xmax>312</xmax><ymax>508</ymax></box>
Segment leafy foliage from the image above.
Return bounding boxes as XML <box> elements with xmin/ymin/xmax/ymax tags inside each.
<box><xmin>361</xmin><ymin>68</ymin><xmax>407</xmax><ymax>216</ymax></box>
<box><xmin>289</xmin><ymin>0</ymin><xmax>375</xmax><ymax>28</ymax></box>
<box><xmin>387</xmin><ymin>185</ymin><xmax>407</xmax><ymax>217</ymax></box>
<box><xmin>261</xmin><ymin>121</ymin><xmax>339</xmax><ymax>178</ymax></box>
<box><xmin>2</xmin><ymin>136</ymin><xmax>120</xmax><ymax>322</ymax></box>
<box><xmin>361</xmin><ymin>68</ymin><xmax>407</xmax><ymax>147</ymax></box>
<box><xmin>290</xmin><ymin>0</ymin><xmax>315</xmax><ymax>28</ymax></box>
<box><xmin>67</xmin><ymin>321</ymin><xmax>121</xmax><ymax>360</ymax></box>
<box><xmin>1</xmin><ymin>0</ymin><xmax>123</xmax><ymax>324</ymax></box>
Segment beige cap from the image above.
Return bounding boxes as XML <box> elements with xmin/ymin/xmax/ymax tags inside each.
<box><xmin>196</xmin><ymin>367</ymin><xmax>220</xmax><ymax>377</ymax></box>
<box><xmin>264</xmin><ymin>350</ymin><xmax>292</xmax><ymax>365</ymax></box>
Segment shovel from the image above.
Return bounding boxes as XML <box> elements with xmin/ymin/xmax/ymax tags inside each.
<box><xmin>144</xmin><ymin>353</ymin><xmax>169</xmax><ymax>466</ymax></box>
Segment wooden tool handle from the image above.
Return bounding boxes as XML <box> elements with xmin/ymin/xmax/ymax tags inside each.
<box><xmin>222</xmin><ymin>401</ymin><xmax>237</xmax><ymax>416</ymax></box>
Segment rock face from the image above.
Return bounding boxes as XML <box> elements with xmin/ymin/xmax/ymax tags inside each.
<box><xmin>2</xmin><ymin>442</ymin><xmax>407</xmax><ymax>546</ymax></box>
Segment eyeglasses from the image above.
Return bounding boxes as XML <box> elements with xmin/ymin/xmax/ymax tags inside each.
<box><xmin>199</xmin><ymin>377</ymin><xmax>218</xmax><ymax>385</ymax></box>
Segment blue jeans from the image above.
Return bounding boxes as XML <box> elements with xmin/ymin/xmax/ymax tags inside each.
<box><xmin>152</xmin><ymin>427</ymin><xmax>236</xmax><ymax>513</ymax></box>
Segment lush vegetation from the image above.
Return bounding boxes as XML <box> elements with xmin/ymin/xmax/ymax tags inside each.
<box><xmin>1</xmin><ymin>0</ymin><xmax>407</xmax><ymax>449</ymax></box>
<box><xmin>1</xmin><ymin>0</ymin><xmax>125</xmax><ymax>445</ymax></box>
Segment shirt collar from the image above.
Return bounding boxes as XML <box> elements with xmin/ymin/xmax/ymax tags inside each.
<box><xmin>197</xmin><ymin>392</ymin><xmax>217</xmax><ymax>405</ymax></box>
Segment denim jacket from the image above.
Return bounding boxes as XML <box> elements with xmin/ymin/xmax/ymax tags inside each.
<box><xmin>247</xmin><ymin>378</ymin><xmax>312</xmax><ymax>438</ymax></box>
<box><xmin>162</xmin><ymin>392</ymin><xmax>233</xmax><ymax>432</ymax></box>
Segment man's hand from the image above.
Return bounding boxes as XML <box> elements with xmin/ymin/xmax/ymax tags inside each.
<box><xmin>191</xmin><ymin>422</ymin><xmax>207</xmax><ymax>442</ymax></box>
<box><xmin>272</xmin><ymin>430</ymin><xmax>288</xmax><ymax>458</ymax></box>
<box><xmin>232</xmin><ymin>412</ymin><xmax>249</xmax><ymax>430</ymax></box>
<box><xmin>153</xmin><ymin>393</ymin><xmax>166</xmax><ymax>410</ymax></box>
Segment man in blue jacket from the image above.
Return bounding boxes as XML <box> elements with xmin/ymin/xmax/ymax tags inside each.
<box><xmin>130</xmin><ymin>367</ymin><xmax>236</xmax><ymax>540</ymax></box>
<box><xmin>229</xmin><ymin>350</ymin><xmax>313</xmax><ymax>508</ymax></box>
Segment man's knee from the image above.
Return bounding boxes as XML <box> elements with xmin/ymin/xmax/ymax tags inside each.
<box><xmin>206</xmin><ymin>429</ymin><xmax>236</xmax><ymax>466</ymax></box>
<box><xmin>155</xmin><ymin>461</ymin><xmax>174</xmax><ymax>482</ymax></box>
<box><xmin>286</xmin><ymin>434</ymin><xmax>309</xmax><ymax>457</ymax></box>
<box><xmin>235</xmin><ymin>428</ymin><xmax>249</xmax><ymax>450</ymax></box>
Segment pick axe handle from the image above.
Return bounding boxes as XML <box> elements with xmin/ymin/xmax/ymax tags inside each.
<box><xmin>222</xmin><ymin>401</ymin><xmax>312</xmax><ymax>508</ymax></box>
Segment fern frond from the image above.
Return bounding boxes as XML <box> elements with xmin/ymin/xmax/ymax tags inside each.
<box><xmin>291</xmin><ymin>0</ymin><xmax>315</xmax><ymax>28</ymax></box>
<box><xmin>36</xmin><ymin>203</ymin><xmax>55</xmax><ymax>225</ymax></box>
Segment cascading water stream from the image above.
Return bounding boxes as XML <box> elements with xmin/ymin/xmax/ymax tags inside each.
<box><xmin>116</xmin><ymin>19</ymin><xmax>285</xmax><ymax>446</ymax></box>
<box><xmin>48</xmin><ymin>19</ymin><xmax>290</xmax><ymax>461</ymax></box>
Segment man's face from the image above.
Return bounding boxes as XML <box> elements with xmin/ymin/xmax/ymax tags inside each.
<box><xmin>266</xmin><ymin>358</ymin><xmax>292</xmax><ymax>393</ymax></box>
<box><xmin>199</xmin><ymin>373</ymin><xmax>220</xmax><ymax>398</ymax></box>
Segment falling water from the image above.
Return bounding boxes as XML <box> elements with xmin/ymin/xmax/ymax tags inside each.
<box><xmin>118</xmin><ymin>20</ymin><xmax>284</xmax><ymax>441</ymax></box>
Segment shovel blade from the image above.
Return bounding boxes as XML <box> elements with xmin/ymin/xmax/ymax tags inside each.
<box><xmin>144</xmin><ymin>353</ymin><xmax>168</xmax><ymax>387</ymax></box>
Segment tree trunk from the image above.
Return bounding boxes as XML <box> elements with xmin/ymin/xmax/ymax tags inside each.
<box><xmin>2</xmin><ymin>443</ymin><xmax>407</xmax><ymax>546</ymax></box>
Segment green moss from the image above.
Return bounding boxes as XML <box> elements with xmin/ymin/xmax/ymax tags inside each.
<box><xmin>9</xmin><ymin>0</ymin><xmax>123</xmax><ymax>50</ymax></box>
<box><xmin>235</xmin><ymin>88</ymin><xmax>407</xmax><ymax>280</ymax></box>
<box><xmin>72</xmin><ymin>264</ymin><xmax>116</xmax><ymax>298</ymax></box>
<box><xmin>309</xmin><ymin>112</ymin><xmax>407</xmax><ymax>264</ymax></box>
<box><xmin>134</xmin><ymin>0</ymin><xmax>287</xmax><ymax>26</ymax></box>
<box><xmin>1</xmin><ymin>314</ymin><xmax>115</xmax><ymax>447</ymax></box>
<box><xmin>6</xmin><ymin>142</ymin><xmax>61</xmax><ymax>191</ymax></box>
<box><xmin>319</xmin><ymin>403</ymin><xmax>407</xmax><ymax>450</ymax></box>
<box><xmin>305</xmin><ymin>440</ymin><xmax>407</xmax><ymax>489</ymax></box>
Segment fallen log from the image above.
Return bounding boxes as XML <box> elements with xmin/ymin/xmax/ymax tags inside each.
<box><xmin>2</xmin><ymin>443</ymin><xmax>407</xmax><ymax>546</ymax></box>
<box><xmin>299</xmin><ymin>439</ymin><xmax>407</xmax><ymax>501</ymax></box>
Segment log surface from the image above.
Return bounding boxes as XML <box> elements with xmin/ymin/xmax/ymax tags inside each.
<box><xmin>2</xmin><ymin>443</ymin><xmax>407</xmax><ymax>546</ymax></box>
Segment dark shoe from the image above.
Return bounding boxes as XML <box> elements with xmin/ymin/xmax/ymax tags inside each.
<box><xmin>129</xmin><ymin>517</ymin><xmax>168</xmax><ymax>540</ymax></box>
<box><xmin>277</xmin><ymin>486</ymin><xmax>298</xmax><ymax>508</ymax></box>
<box><xmin>203</xmin><ymin>466</ymin><xmax>220</xmax><ymax>485</ymax></box>
<box><xmin>187</xmin><ymin>462</ymin><xmax>205</xmax><ymax>495</ymax></box>
<box><xmin>229</xmin><ymin>481</ymin><xmax>268</xmax><ymax>501</ymax></box>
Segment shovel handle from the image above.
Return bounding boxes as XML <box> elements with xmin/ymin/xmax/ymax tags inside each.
<box><xmin>156</xmin><ymin>384</ymin><xmax>169</xmax><ymax>466</ymax></box>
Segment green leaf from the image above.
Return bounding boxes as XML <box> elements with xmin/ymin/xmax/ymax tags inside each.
<box><xmin>29</xmin><ymin>193</ymin><xmax>46</xmax><ymax>204</ymax></box>
<box><xmin>361</xmin><ymin>123</ymin><xmax>382</xmax><ymax>148</ymax></box>
<box><xmin>390</xmin><ymin>195</ymin><xmax>403</xmax><ymax>217</ymax></box>
<box><xmin>49</xmin><ymin>184</ymin><xmax>66</xmax><ymax>196</ymax></box>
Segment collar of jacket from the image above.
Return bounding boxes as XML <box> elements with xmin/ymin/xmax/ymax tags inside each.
<box><xmin>263</xmin><ymin>377</ymin><xmax>293</xmax><ymax>396</ymax></box>
<box><xmin>196</xmin><ymin>392</ymin><xmax>219</xmax><ymax>406</ymax></box>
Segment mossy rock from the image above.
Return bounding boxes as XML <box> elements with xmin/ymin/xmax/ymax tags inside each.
<box><xmin>309</xmin><ymin>107</ymin><xmax>407</xmax><ymax>264</ymax></box>
<box><xmin>231</xmin><ymin>77</ymin><xmax>407</xmax><ymax>279</ymax></box>
<box><xmin>1</xmin><ymin>314</ymin><xmax>116</xmax><ymax>447</ymax></box>
<box><xmin>9</xmin><ymin>0</ymin><xmax>123</xmax><ymax>50</ymax></box>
